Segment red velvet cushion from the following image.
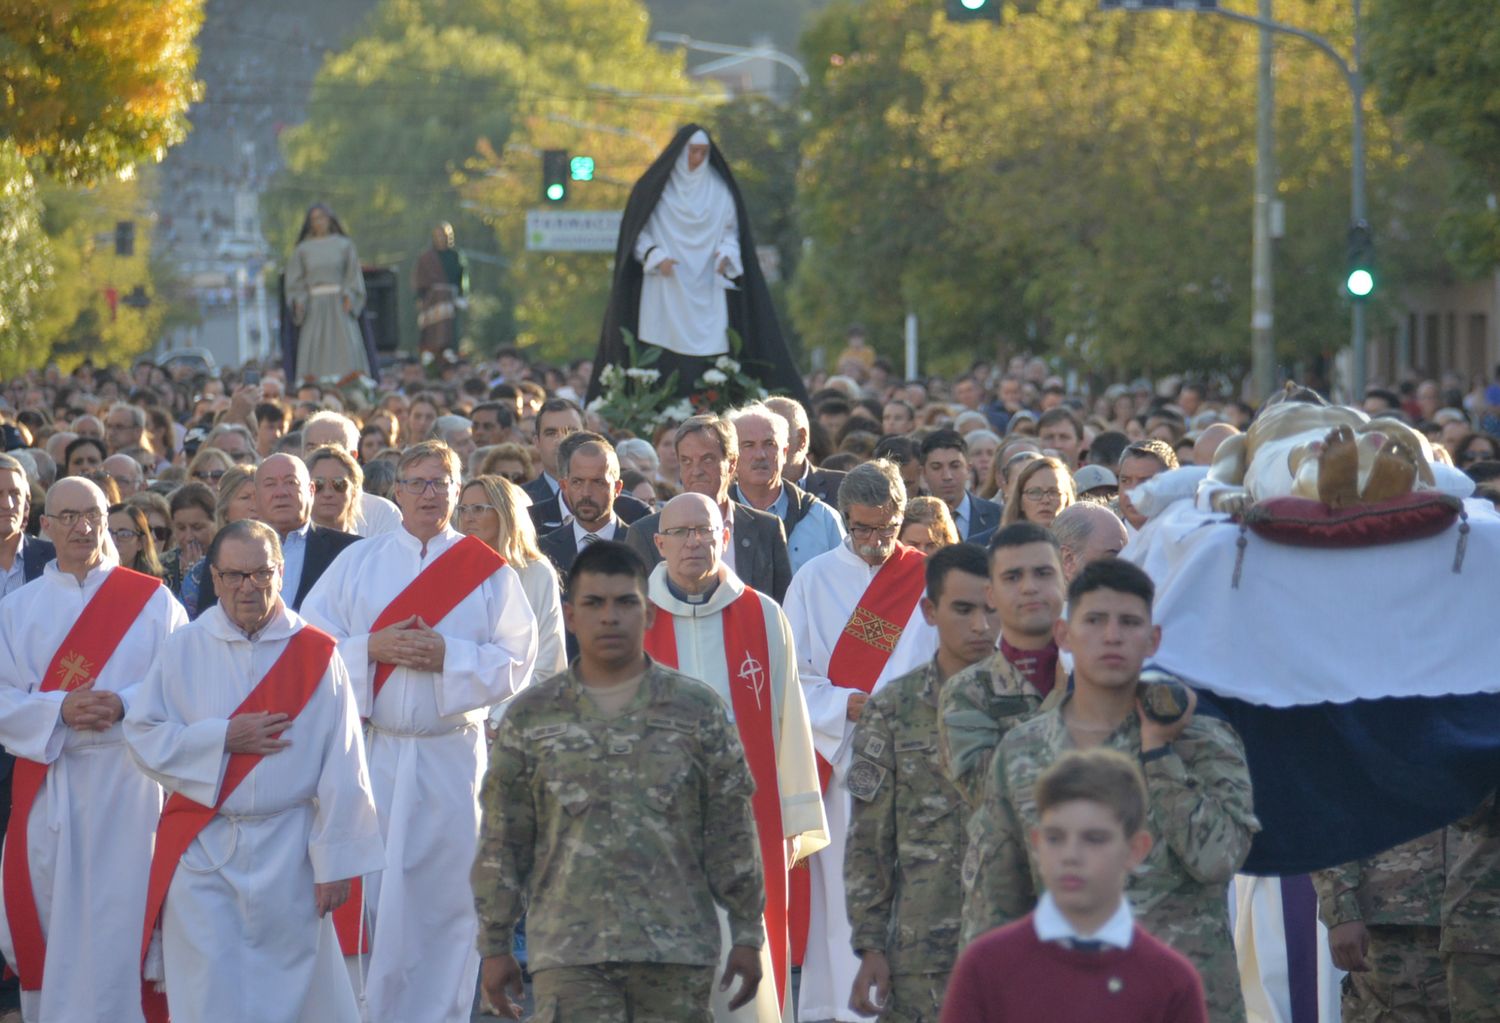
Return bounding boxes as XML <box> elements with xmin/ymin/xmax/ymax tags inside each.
<box><xmin>1243</xmin><ymin>492</ymin><xmax>1462</xmax><ymax>548</ymax></box>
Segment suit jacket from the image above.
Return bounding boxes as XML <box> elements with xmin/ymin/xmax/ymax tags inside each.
<box><xmin>538</xmin><ymin>518</ymin><xmax>632</xmax><ymax>579</ymax></box>
<box><xmin>521</xmin><ymin>473</ymin><xmax>558</xmax><ymax>508</ymax></box>
<box><xmin>527</xmin><ymin>490</ymin><xmax>651</xmax><ymax>535</ymax></box>
<box><xmin>964</xmin><ymin>493</ymin><xmax>1003</xmax><ymax>541</ymax></box>
<box><xmin>790</xmin><ymin>465</ymin><xmax>846</xmax><ymax>508</ymax></box>
<box><xmin>188</xmin><ymin>523</ymin><xmax>362</xmax><ymax>620</ymax></box>
<box><xmin>624</xmin><ymin>501</ymin><xmax>793</xmax><ymax>603</ymax></box>
<box><xmin>21</xmin><ymin>535</ymin><xmax>54</xmax><ymax>582</ymax></box>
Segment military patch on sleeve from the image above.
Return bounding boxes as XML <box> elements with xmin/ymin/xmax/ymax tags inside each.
<box><xmin>647</xmin><ymin>716</ymin><xmax>698</xmax><ymax>735</ymax></box>
<box><xmin>524</xmin><ymin>723</ymin><xmax>567</xmax><ymax>741</ymax></box>
<box><xmin>894</xmin><ymin>739</ymin><xmax>930</xmax><ymax>753</ymax></box>
<box><xmin>863</xmin><ymin>735</ymin><xmax>887</xmax><ymax>759</ymax></box>
<box><xmin>845</xmin><ymin>758</ymin><xmax>887</xmax><ymax>802</ymax></box>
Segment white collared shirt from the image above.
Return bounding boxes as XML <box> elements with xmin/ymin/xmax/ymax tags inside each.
<box><xmin>572</xmin><ymin>517</ymin><xmax>618</xmax><ymax>550</ymax></box>
<box><xmin>1032</xmin><ymin>890</ymin><xmax>1134</xmax><ymax>950</ymax></box>
<box><xmin>953</xmin><ymin>491</ymin><xmax>974</xmax><ymax>539</ymax></box>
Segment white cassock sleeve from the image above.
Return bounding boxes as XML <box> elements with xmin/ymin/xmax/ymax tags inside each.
<box><xmin>634</xmin><ymin>226</ymin><xmax>670</xmax><ymax>274</ymax></box>
<box><xmin>715</xmin><ymin>206</ymin><xmax>742</xmax><ymax>279</ymax></box>
<box><xmin>124</xmin><ymin>650</ymin><xmax>231</xmax><ymax>808</ymax></box>
<box><xmin>770</xmin><ymin>603</ymin><xmax>829</xmax><ymax>864</ymax></box>
<box><xmin>0</xmin><ymin>637</ymin><xmax>67</xmax><ymax>764</ymax></box>
<box><xmin>308</xmin><ymin>654</ymin><xmax>383</xmax><ymax>883</ymax></box>
<box><xmin>782</xmin><ymin>567</ymin><xmax>856</xmax><ymax>768</ymax></box>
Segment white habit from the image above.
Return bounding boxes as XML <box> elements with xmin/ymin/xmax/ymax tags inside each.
<box><xmin>781</xmin><ymin>543</ymin><xmax>936</xmax><ymax>1023</ymax></box>
<box><xmin>352</xmin><ymin>493</ymin><xmax>403</xmax><ymax>538</ymax></box>
<box><xmin>0</xmin><ymin>558</ymin><xmax>186</xmax><ymax>1023</ymax></box>
<box><xmin>648</xmin><ymin>564</ymin><xmax>829</xmax><ymax>1023</ymax></box>
<box><xmin>124</xmin><ymin>604</ymin><xmax>384</xmax><ymax>1023</ymax></box>
<box><xmin>301</xmin><ymin>527</ymin><xmax>538</xmax><ymax>1023</ymax></box>
<box><xmin>633</xmin><ymin>130</ymin><xmax>743</xmax><ymax>358</ymax></box>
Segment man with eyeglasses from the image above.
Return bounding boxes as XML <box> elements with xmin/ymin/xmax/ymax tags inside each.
<box><xmin>126</xmin><ymin>519</ymin><xmax>382</xmax><ymax>1023</ymax></box>
<box><xmin>782</xmin><ymin>460</ymin><xmax>937</xmax><ymax>1023</ymax></box>
<box><xmin>186</xmin><ymin>454</ymin><xmax>363</xmax><ymax>621</ymax></box>
<box><xmin>302</xmin><ymin>440</ymin><xmax>538</xmax><ymax>1023</ymax></box>
<box><xmin>104</xmin><ymin>403</ymin><xmax>147</xmax><ymax>455</ymax></box>
<box><xmin>644</xmin><ymin>493</ymin><xmax>828</xmax><ymax>1023</ymax></box>
<box><xmin>0</xmin><ymin>477</ymin><xmax>186</xmax><ymax>1023</ymax></box>
<box><xmin>100</xmin><ymin>453</ymin><xmax>145</xmax><ymax>498</ymax></box>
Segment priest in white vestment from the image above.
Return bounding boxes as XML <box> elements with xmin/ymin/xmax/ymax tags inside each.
<box><xmin>647</xmin><ymin>493</ymin><xmax>828</xmax><ymax>1023</ymax></box>
<box><xmin>0</xmin><ymin>478</ymin><xmax>186</xmax><ymax>1023</ymax></box>
<box><xmin>301</xmin><ymin>440</ymin><xmax>538</xmax><ymax>1023</ymax></box>
<box><xmin>126</xmin><ymin>520</ymin><xmax>384</xmax><ymax>1023</ymax></box>
<box><xmin>781</xmin><ymin>463</ymin><xmax>936</xmax><ymax>1023</ymax></box>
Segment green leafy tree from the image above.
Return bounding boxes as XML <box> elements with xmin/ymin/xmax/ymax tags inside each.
<box><xmin>0</xmin><ymin>143</ymin><xmax>53</xmax><ymax>377</ymax></box>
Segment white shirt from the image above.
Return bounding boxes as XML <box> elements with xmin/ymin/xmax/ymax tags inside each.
<box><xmin>0</xmin><ymin>534</ymin><xmax>31</xmax><ymax>598</ymax></box>
<box><xmin>952</xmin><ymin>492</ymin><xmax>974</xmax><ymax>539</ymax></box>
<box><xmin>1032</xmin><ymin>891</ymin><xmax>1135</xmax><ymax>950</ymax></box>
<box><xmin>572</xmin><ymin>516</ymin><xmax>620</xmax><ymax>550</ymax></box>
<box><xmin>353</xmin><ymin>493</ymin><xmax>404</xmax><ymax>537</ymax></box>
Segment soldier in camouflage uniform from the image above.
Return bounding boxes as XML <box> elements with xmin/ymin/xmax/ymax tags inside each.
<box><xmin>961</xmin><ymin>558</ymin><xmax>1258</xmax><ymax>1023</ymax></box>
<box><xmin>473</xmin><ymin>542</ymin><xmax>766</xmax><ymax>1022</ymax></box>
<box><xmin>845</xmin><ymin>544</ymin><xmax>997</xmax><ymax>1021</ymax></box>
<box><xmin>1311</xmin><ymin>831</ymin><xmax>1448</xmax><ymax>1022</ymax></box>
<box><xmin>1443</xmin><ymin>791</ymin><xmax>1500</xmax><ymax>1023</ymax></box>
<box><xmin>937</xmin><ymin>523</ymin><xmax>1068</xmax><ymax>808</ymax></box>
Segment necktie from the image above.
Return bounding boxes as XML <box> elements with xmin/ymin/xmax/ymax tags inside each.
<box><xmin>582</xmin><ymin>533</ymin><xmax>599</xmax><ymax>546</ymax></box>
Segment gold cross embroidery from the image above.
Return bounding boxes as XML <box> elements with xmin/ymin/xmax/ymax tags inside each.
<box><xmin>55</xmin><ymin>652</ymin><xmax>94</xmax><ymax>691</ymax></box>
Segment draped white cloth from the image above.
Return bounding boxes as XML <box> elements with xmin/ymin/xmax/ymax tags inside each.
<box><xmin>0</xmin><ymin>559</ymin><xmax>186</xmax><ymax>1023</ymax></box>
<box><xmin>301</xmin><ymin>527</ymin><xmax>538</xmax><ymax>1023</ymax></box>
<box><xmin>124</xmin><ymin>604</ymin><xmax>384</xmax><ymax>1023</ymax></box>
<box><xmin>352</xmin><ymin>494</ymin><xmax>403</xmax><ymax>538</ymax></box>
<box><xmin>633</xmin><ymin>131</ymin><xmax>742</xmax><ymax>358</ymax></box>
<box><xmin>647</xmin><ymin>564</ymin><xmax>830</xmax><ymax>1023</ymax></box>
<box><xmin>782</xmin><ymin>543</ymin><xmax>936</xmax><ymax>1023</ymax></box>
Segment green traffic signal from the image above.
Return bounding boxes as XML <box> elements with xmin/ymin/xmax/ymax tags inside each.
<box><xmin>946</xmin><ymin>0</ymin><xmax>1001</xmax><ymax>21</ymax></box>
<box><xmin>1346</xmin><ymin>269</ymin><xmax>1374</xmax><ymax>298</ymax></box>
<box><xmin>541</xmin><ymin>149</ymin><xmax>569</xmax><ymax>204</ymax></box>
<box><xmin>570</xmin><ymin>156</ymin><xmax>595</xmax><ymax>182</ymax></box>
<box><xmin>1345</xmin><ymin>221</ymin><xmax>1374</xmax><ymax>299</ymax></box>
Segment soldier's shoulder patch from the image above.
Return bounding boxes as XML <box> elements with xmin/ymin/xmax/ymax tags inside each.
<box><xmin>846</xmin><ymin>758</ymin><xmax>887</xmax><ymax>802</ymax></box>
<box><xmin>862</xmin><ymin>734</ymin><xmax>887</xmax><ymax>759</ymax></box>
<box><xmin>524</xmin><ymin>722</ymin><xmax>568</xmax><ymax>741</ymax></box>
<box><xmin>647</xmin><ymin>715</ymin><xmax>698</xmax><ymax>735</ymax></box>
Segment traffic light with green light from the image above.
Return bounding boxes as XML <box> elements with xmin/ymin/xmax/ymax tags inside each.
<box><xmin>1346</xmin><ymin>220</ymin><xmax>1374</xmax><ymax>299</ymax></box>
<box><xmin>947</xmin><ymin>0</ymin><xmax>1001</xmax><ymax>22</ymax></box>
<box><xmin>570</xmin><ymin>156</ymin><xmax>595</xmax><ymax>182</ymax></box>
<box><xmin>541</xmin><ymin>150</ymin><xmax>569</xmax><ymax>204</ymax></box>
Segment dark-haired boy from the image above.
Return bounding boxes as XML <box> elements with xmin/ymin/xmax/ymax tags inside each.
<box><xmin>961</xmin><ymin>558</ymin><xmax>1258</xmax><ymax>1023</ymax></box>
<box><xmin>941</xmin><ymin>750</ymin><xmax>1207</xmax><ymax>1023</ymax></box>
<box><xmin>474</xmin><ymin>541</ymin><xmax>766</xmax><ymax>1021</ymax></box>
<box><xmin>938</xmin><ymin>523</ymin><xmax>1069</xmax><ymax>807</ymax></box>
<box><xmin>845</xmin><ymin>544</ymin><xmax>998</xmax><ymax>1020</ymax></box>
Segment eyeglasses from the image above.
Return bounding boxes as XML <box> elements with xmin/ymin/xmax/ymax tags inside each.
<box><xmin>397</xmin><ymin>477</ymin><xmax>452</xmax><ymax>496</ymax></box>
<box><xmin>456</xmin><ymin>503</ymin><xmax>496</xmax><ymax>517</ymax></box>
<box><xmin>213</xmin><ymin>566</ymin><xmax>279</xmax><ymax>590</ymax></box>
<box><xmin>1022</xmin><ymin>487</ymin><xmax>1065</xmax><ymax>502</ymax></box>
<box><xmin>313</xmin><ymin>478</ymin><xmax>351</xmax><ymax>494</ymax></box>
<box><xmin>109</xmin><ymin>528</ymin><xmax>143</xmax><ymax>543</ymax></box>
<box><xmin>848</xmin><ymin>522</ymin><xmax>901</xmax><ymax>539</ymax></box>
<box><xmin>47</xmin><ymin>508</ymin><xmax>104</xmax><ymax>528</ymax></box>
<box><xmin>193</xmin><ymin>469</ymin><xmax>227</xmax><ymax>483</ymax></box>
<box><xmin>659</xmin><ymin>525</ymin><xmax>720</xmax><ymax>541</ymax></box>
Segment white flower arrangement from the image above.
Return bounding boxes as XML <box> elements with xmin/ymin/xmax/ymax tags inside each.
<box><xmin>714</xmin><ymin>355</ymin><xmax>740</xmax><ymax>373</ymax></box>
<box><xmin>701</xmin><ymin>368</ymin><xmax>728</xmax><ymax>385</ymax></box>
<box><xmin>624</xmin><ymin>367</ymin><xmax>661</xmax><ymax>383</ymax></box>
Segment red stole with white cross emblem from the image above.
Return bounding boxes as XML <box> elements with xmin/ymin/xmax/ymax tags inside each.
<box><xmin>646</xmin><ymin>585</ymin><xmax>789</xmax><ymax>1006</ymax></box>
<box><xmin>2</xmin><ymin>566</ymin><xmax>161</xmax><ymax>993</ymax></box>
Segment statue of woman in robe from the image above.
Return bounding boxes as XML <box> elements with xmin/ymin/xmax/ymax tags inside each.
<box><xmin>285</xmin><ymin>203</ymin><xmax>371</xmax><ymax>382</ymax></box>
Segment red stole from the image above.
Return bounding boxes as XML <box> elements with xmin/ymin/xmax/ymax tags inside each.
<box><xmin>2</xmin><ymin>566</ymin><xmax>160</xmax><ymax>993</ymax></box>
<box><xmin>333</xmin><ymin>533</ymin><xmax>503</xmax><ymax>953</ymax></box>
<box><xmin>645</xmin><ymin>585</ymin><xmax>790</xmax><ymax>1006</ymax></box>
<box><xmin>139</xmin><ymin>625</ymin><xmax>336</xmax><ymax>1022</ymax></box>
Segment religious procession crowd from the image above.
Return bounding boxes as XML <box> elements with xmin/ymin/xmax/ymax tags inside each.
<box><xmin>1</xmin><ymin>346</ymin><xmax>1499</xmax><ymax>1023</ymax></box>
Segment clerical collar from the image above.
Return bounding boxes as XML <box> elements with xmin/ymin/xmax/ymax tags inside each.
<box><xmin>665</xmin><ymin>574</ymin><xmax>719</xmax><ymax>605</ymax></box>
<box><xmin>1001</xmin><ymin>636</ymin><xmax>1060</xmax><ymax>697</ymax></box>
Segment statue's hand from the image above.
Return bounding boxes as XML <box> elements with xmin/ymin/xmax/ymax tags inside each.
<box><xmin>658</xmin><ymin>258</ymin><xmax>677</xmax><ymax>278</ymax></box>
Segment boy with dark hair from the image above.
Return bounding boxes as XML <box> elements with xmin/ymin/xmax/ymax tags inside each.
<box><xmin>845</xmin><ymin>543</ymin><xmax>997</xmax><ymax>1020</ymax></box>
<box><xmin>475</xmin><ymin>540</ymin><xmax>766</xmax><ymax>1020</ymax></box>
<box><xmin>941</xmin><ymin>749</ymin><xmax>1207</xmax><ymax>1022</ymax></box>
<box><xmin>961</xmin><ymin>558</ymin><xmax>1258</xmax><ymax>1022</ymax></box>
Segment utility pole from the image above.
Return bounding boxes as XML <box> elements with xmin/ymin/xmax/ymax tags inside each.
<box><xmin>1349</xmin><ymin>0</ymin><xmax>1368</xmax><ymax>400</ymax></box>
<box><xmin>1250</xmin><ymin>0</ymin><xmax>1276</xmax><ymax>402</ymax></box>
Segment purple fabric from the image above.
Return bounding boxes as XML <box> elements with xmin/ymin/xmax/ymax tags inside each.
<box><xmin>1280</xmin><ymin>874</ymin><xmax>1318</xmax><ymax>1023</ymax></box>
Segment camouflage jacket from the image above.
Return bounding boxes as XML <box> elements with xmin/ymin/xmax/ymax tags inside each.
<box><xmin>844</xmin><ymin>659</ymin><xmax>968</xmax><ymax>976</ymax></box>
<box><xmin>1311</xmin><ymin>831</ymin><xmax>1445</xmax><ymax>931</ymax></box>
<box><xmin>472</xmin><ymin>662</ymin><xmax>766</xmax><ymax>969</ymax></box>
<box><xmin>937</xmin><ymin>647</ymin><xmax>1066</xmax><ymax>808</ymax></box>
<box><xmin>961</xmin><ymin>697</ymin><xmax>1259</xmax><ymax>1023</ymax></box>
<box><xmin>1443</xmin><ymin>791</ymin><xmax>1500</xmax><ymax>954</ymax></box>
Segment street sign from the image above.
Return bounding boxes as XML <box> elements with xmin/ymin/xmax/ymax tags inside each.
<box><xmin>1099</xmin><ymin>0</ymin><xmax>1217</xmax><ymax>9</ymax></box>
<box><xmin>525</xmin><ymin>210</ymin><xmax>623</xmax><ymax>253</ymax></box>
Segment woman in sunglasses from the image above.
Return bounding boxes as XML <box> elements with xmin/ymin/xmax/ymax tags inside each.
<box><xmin>306</xmin><ymin>445</ymin><xmax>363</xmax><ymax>534</ymax></box>
<box><xmin>185</xmin><ymin>446</ymin><xmax>236</xmax><ymax>493</ymax></box>
<box><xmin>106</xmin><ymin>502</ymin><xmax>165</xmax><ymax>578</ymax></box>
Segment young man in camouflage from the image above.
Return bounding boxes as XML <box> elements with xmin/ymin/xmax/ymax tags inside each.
<box><xmin>473</xmin><ymin>541</ymin><xmax>766</xmax><ymax>1021</ymax></box>
<box><xmin>938</xmin><ymin>522</ymin><xmax>1069</xmax><ymax>807</ymax></box>
<box><xmin>1311</xmin><ymin>831</ymin><xmax>1448</xmax><ymax>1022</ymax></box>
<box><xmin>845</xmin><ymin>544</ymin><xmax>999</xmax><ymax>1021</ymax></box>
<box><xmin>961</xmin><ymin>558</ymin><xmax>1259</xmax><ymax>1023</ymax></box>
<box><xmin>1443</xmin><ymin>791</ymin><xmax>1500</xmax><ymax>1023</ymax></box>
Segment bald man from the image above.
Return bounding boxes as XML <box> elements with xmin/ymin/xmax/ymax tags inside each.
<box><xmin>0</xmin><ymin>477</ymin><xmax>186</xmax><ymax>1022</ymax></box>
<box><xmin>1050</xmin><ymin>502</ymin><xmax>1129</xmax><ymax>582</ymax></box>
<box><xmin>100</xmin><ymin>453</ymin><xmax>145</xmax><ymax>498</ymax></box>
<box><xmin>1193</xmin><ymin>423</ymin><xmax>1240</xmax><ymax>467</ymax></box>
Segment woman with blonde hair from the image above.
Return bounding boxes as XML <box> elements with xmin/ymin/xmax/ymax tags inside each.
<box><xmin>215</xmin><ymin>465</ymin><xmax>259</xmax><ymax>527</ymax></box>
<box><xmin>1001</xmin><ymin>454</ymin><xmax>1076</xmax><ymax>528</ymax></box>
<box><xmin>899</xmin><ymin>496</ymin><xmax>960</xmax><ymax>555</ymax></box>
<box><xmin>186</xmin><ymin>446</ymin><xmax>236</xmax><ymax>492</ymax></box>
<box><xmin>305</xmin><ymin>445</ymin><xmax>364</xmax><ymax>533</ymax></box>
<box><xmin>454</xmin><ymin>474</ymin><xmax>567</xmax><ymax>682</ymax></box>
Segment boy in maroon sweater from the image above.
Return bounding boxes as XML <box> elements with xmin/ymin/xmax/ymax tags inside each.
<box><xmin>940</xmin><ymin>749</ymin><xmax>1206</xmax><ymax>1022</ymax></box>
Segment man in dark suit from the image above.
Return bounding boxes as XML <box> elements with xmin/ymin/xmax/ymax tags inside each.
<box><xmin>520</xmin><ymin>397</ymin><xmax>583</xmax><ymax>507</ymax></box>
<box><xmin>187</xmin><ymin>453</ymin><xmax>361</xmax><ymax>619</ymax></box>
<box><xmin>764</xmin><ymin>395</ymin><xmax>846</xmax><ymax>506</ymax></box>
<box><xmin>920</xmin><ymin>428</ymin><xmax>1001</xmax><ymax>542</ymax></box>
<box><xmin>625</xmin><ymin>414</ymin><xmax>792</xmax><ymax>602</ymax></box>
<box><xmin>537</xmin><ymin>438</ymin><xmax>633</xmax><ymax>577</ymax></box>
<box><xmin>526</xmin><ymin>431</ymin><xmax>653</xmax><ymax>535</ymax></box>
